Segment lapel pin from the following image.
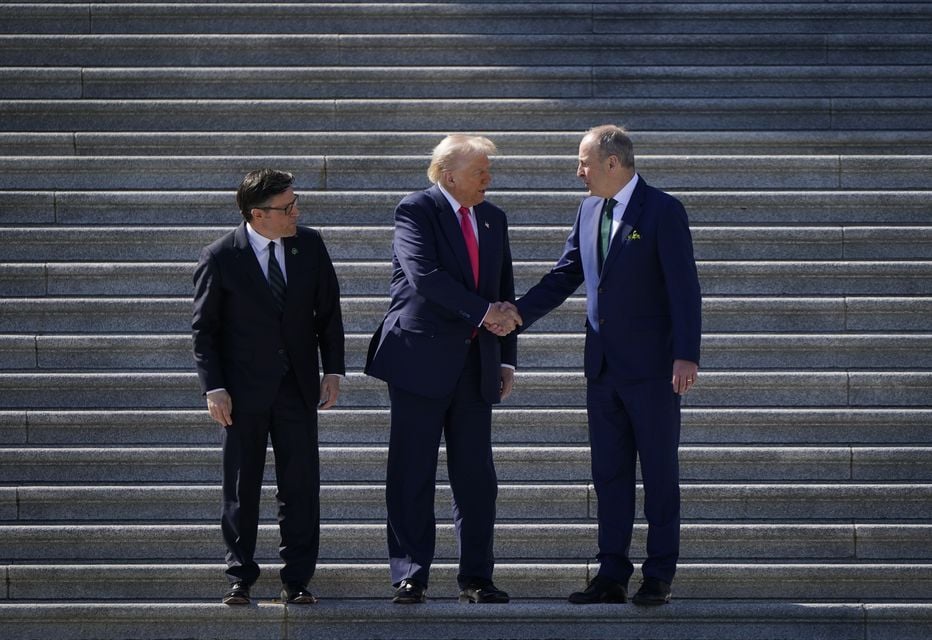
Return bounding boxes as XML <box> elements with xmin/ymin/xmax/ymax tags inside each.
<box><xmin>291</xmin><ymin>247</ymin><xmax>299</xmax><ymax>255</ymax></box>
<box><xmin>484</xmin><ymin>221</ymin><xmax>490</xmax><ymax>229</ymax></box>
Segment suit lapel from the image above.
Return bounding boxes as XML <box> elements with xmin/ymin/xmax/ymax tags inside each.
<box><xmin>601</xmin><ymin>178</ymin><xmax>647</xmax><ymax>275</ymax></box>
<box><xmin>429</xmin><ymin>185</ymin><xmax>476</xmax><ymax>289</ymax></box>
<box><xmin>281</xmin><ymin>235</ymin><xmax>305</xmax><ymax>312</ymax></box>
<box><xmin>578</xmin><ymin>197</ymin><xmax>602</xmax><ymax>284</ymax></box>
<box><xmin>234</xmin><ymin>222</ymin><xmax>282</xmax><ymax>314</ymax></box>
<box><xmin>475</xmin><ymin>204</ymin><xmax>497</xmax><ymax>294</ymax></box>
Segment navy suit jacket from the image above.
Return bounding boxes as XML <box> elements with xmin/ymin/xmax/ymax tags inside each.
<box><xmin>365</xmin><ymin>185</ymin><xmax>518</xmax><ymax>405</ymax></box>
<box><xmin>192</xmin><ymin>223</ymin><xmax>345</xmax><ymax>412</ymax></box>
<box><xmin>517</xmin><ymin>177</ymin><xmax>701</xmax><ymax>380</ymax></box>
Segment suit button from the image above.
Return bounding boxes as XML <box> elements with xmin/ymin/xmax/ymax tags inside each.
<box><xmin>465</xmin><ymin>339</ymin><xmax>471</xmax><ymax>345</ymax></box>
<box><xmin>599</xmin><ymin>318</ymin><xmax>605</xmax><ymax>325</ymax></box>
<box><xmin>278</xmin><ymin>349</ymin><xmax>285</xmax><ymax>355</ymax></box>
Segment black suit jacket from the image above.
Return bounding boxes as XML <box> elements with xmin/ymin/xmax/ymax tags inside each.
<box><xmin>364</xmin><ymin>185</ymin><xmax>517</xmax><ymax>405</ymax></box>
<box><xmin>192</xmin><ymin>222</ymin><xmax>345</xmax><ymax>413</ymax></box>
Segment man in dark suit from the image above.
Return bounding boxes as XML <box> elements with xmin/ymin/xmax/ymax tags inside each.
<box><xmin>514</xmin><ymin>125</ymin><xmax>702</xmax><ymax>606</ymax></box>
<box><xmin>192</xmin><ymin>169</ymin><xmax>345</xmax><ymax>606</ymax></box>
<box><xmin>365</xmin><ymin>135</ymin><xmax>521</xmax><ymax>604</ymax></box>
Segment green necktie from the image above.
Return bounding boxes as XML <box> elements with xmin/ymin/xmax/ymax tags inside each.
<box><xmin>598</xmin><ymin>197</ymin><xmax>617</xmax><ymax>269</ymax></box>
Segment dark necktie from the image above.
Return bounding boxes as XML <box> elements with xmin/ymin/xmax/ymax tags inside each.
<box><xmin>598</xmin><ymin>197</ymin><xmax>617</xmax><ymax>270</ymax></box>
<box><xmin>267</xmin><ymin>241</ymin><xmax>287</xmax><ymax>312</ymax></box>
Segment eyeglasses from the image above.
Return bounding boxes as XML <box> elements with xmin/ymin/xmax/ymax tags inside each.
<box><xmin>257</xmin><ymin>194</ymin><xmax>299</xmax><ymax>216</ymax></box>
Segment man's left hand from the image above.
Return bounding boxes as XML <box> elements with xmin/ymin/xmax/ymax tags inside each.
<box><xmin>672</xmin><ymin>359</ymin><xmax>699</xmax><ymax>395</ymax></box>
<box><xmin>319</xmin><ymin>373</ymin><xmax>341</xmax><ymax>409</ymax></box>
<box><xmin>500</xmin><ymin>366</ymin><xmax>515</xmax><ymax>401</ymax></box>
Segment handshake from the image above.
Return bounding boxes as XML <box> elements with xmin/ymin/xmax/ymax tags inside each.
<box><xmin>482</xmin><ymin>301</ymin><xmax>523</xmax><ymax>337</ymax></box>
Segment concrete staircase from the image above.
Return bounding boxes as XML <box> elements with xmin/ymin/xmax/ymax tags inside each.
<box><xmin>1</xmin><ymin>1</ymin><xmax>931</xmax><ymax>638</ymax></box>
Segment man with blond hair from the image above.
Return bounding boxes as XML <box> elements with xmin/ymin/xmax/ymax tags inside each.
<box><xmin>365</xmin><ymin>135</ymin><xmax>521</xmax><ymax>604</ymax></box>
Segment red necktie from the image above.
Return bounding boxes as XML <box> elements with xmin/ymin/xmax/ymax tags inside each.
<box><xmin>458</xmin><ymin>207</ymin><xmax>480</xmax><ymax>289</ymax></box>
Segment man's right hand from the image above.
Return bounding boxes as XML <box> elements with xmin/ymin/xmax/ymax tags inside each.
<box><xmin>483</xmin><ymin>301</ymin><xmax>523</xmax><ymax>336</ymax></box>
<box><xmin>207</xmin><ymin>389</ymin><xmax>233</xmax><ymax>427</ymax></box>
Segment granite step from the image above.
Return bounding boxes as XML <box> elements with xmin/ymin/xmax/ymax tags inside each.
<box><xmin>0</xmin><ymin>601</ymin><xmax>928</xmax><ymax>640</ymax></box>
<box><xmin>1</xmin><ymin>445</ymin><xmax>928</xmax><ymax>483</ymax></box>
<box><xmin>5</xmin><ymin>132</ymin><xmax>932</xmax><ymax>157</ymax></box>
<box><xmin>4</xmin><ymin>332</ymin><xmax>931</xmax><ymax>371</ymax></box>
<box><xmin>3</xmin><ymin>408</ymin><xmax>930</xmax><ymax>446</ymax></box>
<box><xmin>2</xmin><ymin>562</ymin><xmax>930</xmax><ymax>601</ymax></box>
<box><xmin>4</xmin><ymin>260</ymin><xmax>931</xmax><ymax>297</ymax></box>
<box><xmin>0</xmin><ymin>370</ymin><xmax>930</xmax><ymax>408</ymax></box>
<box><xmin>6</xmin><ymin>65</ymin><xmax>931</xmax><ymax>100</ymax></box>
<box><xmin>1</xmin><ymin>155</ymin><xmax>929</xmax><ymax>190</ymax></box>
<box><xmin>2</xmin><ymin>98</ymin><xmax>929</xmax><ymax>132</ymax></box>
<box><xmin>2</xmin><ymin>33</ymin><xmax>929</xmax><ymax>67</ymax></box>
<box><xmin>1</xmin><ymin>296</ymin><xmax>928</xmax><ymax>334</ymax></box>
<box><xmin>1</xmin><ymin>523</ymin><xmax>927</xmax><ymax>562</ymax></box>
<box><xmin>3</xmin><ymin>226</ymin><xmax>931</xmax><ymax>262</ymax></box>
<box><xmin>5</xmin><ymin>2</ymin><xmax>928</xmax><ymax>36</ymax></box>
<box><xmin>5</xmin><ymin>483</ymin><xmax>930</xmax><ymax>523</ymax></box>
<box><xmin>3</xmin><ymin>189</ymin><xmax>930</xmax><ymax>227</ymax></box>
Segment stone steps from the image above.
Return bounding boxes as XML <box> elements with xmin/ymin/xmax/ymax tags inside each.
<box><xmin>4</xmin><ymin>132</ymin><xmax>932</xmax><ymax>157</ymax></box>
<box><xmin>6</xmin><ymin>2</ymin><xmax>929</xmax><ymax>36</ymax></box>
<box><xmin>2</xmin><ymin>33</ymin><xmax>929</xmax><ymax>67</ymax></box>
<box><xmin>5</xmin><ymin>65</ymin><xmax>932</xmax><ymax>100</ymax></box>
<box><xmin>0</xmin><ymin>601</ymin><xmax>928</xmax><ymax>640</ymax></box>
<box><xmin>4</xmin><ymin>225</ymin><xmax>932</xmax><ymax>261</ymax></box>
<box><xmin>3</xmin><ymin>296</ymin><xmax>929</xmax><ymax>333</ymax></box>
<box><xmin>3</xmin><ymin>98</ymin><xmax>930</xmax><ymax>132</ymax></box>
<box><xmin>5</xmin><ymin>260</ymin><xmax>932</xmax><ymax>297</ymax></box>
<box><xmin>4</xmin><ymin>189</ymin><xmax>930</xmax><ymax>226</ymax></box>
<box><xmin>3</xmin><ymin>408</ymin><xmax>930</xmax><ymax>446</ymax></box>
<box><xmin>4</xmin><ymin>332</ymin><xmax>932</xmax><ymax>371</ymax></box>
<box><xmin>2</xmin><ymin>445</ymin><xmax>928</xmax><ymax>483</ymax></box>
<box><xmin>2</xmin><ymin>562</ymin><xmax>930</xmax><ymax>601</ymax></box>
<box><xmin>2</xmin><ymin>523</ymin><xmax>929</xmax><ymax>562</ymax></box>
<box><xmin>5</xmin><ymin>483</ymin><xmax>929</xmax><ymax>523</ymax></box>
<box><xmin>1</xmin><ymin>371</ymin><xmax>930</xmax><ymax>408</ymax></box>
<box><xmin>2</xmin><ymin>155</ymin><xmax>929</xmax><ymax>190</ymax></box>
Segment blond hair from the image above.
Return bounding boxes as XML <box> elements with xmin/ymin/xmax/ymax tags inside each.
<box><xmin>427</xmin><ymin>134</ymin><xmax>497</xmax><ymax>184</ymax></box>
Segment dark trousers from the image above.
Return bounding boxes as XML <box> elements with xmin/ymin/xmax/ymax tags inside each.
<box><xmin>385</xmin><ymin>344</ymin><xmax>498</xmax><ymax>588</ymax></box>
<box><xmin>221</xmin><ymin>372</ymin><xmax>321</xmax><ymax>586</ymax></box>
<box><xmin>586</xmin><ymin>366</ymin><xmax>682</xmax><ymax>586</ymax></box>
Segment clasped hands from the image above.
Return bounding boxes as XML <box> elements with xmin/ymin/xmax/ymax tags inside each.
<box><xmin>483</xmin><ymin>301</ymin><xmax>522</xmax><ymax>337</ymax></box>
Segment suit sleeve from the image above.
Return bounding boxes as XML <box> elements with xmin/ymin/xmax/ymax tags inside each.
<box><xmin>499</xmin><ymin>213</ymin><xmax>518</xmax><ymax>368</ymax></box>
<box><xmin>394</xmin><ymin>199</ymin><xmax>491</xmax><ymax>326</ymax></box>
<box><xmin>313</xmin><ymin>233</ymin><xmax>346</xmax><ymax>376</ymax></box>
<box><xmin>657</xmin><ymin>198</ymin><xmax>702</xmax><ymax>364</ymax></box>
<box><xmin>515</xmin><ymin>206</ymin><xmax>586</xmax><ymax>331</ymax></box>
<box><xmin>191</xmin><ymin>246</ymin><xmax>225</xmax><ymax>394</ymax></box>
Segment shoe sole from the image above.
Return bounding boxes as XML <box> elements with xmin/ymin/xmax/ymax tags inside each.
<box><xmin>392</xmin><ymin>596</ymin><xmax>426</xmax><ymax>604</ymax></box>
<box><xmin>222</xmin><ymin>596</ymin><xmax>250</xmax><ymax>605</ymax></box>
<box><xmin>632</xmin><ymin>595</ymin><xmax>671</xmax><ymax>606</ymax></box>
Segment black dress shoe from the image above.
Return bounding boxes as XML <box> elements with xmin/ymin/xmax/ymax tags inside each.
<box><xmin>632</xmin><ymin>577</ymin><xmax>672</xmax><ymax>606</ymax></box>
<box><xmin>568</xmin><ymin>575</ymin><xmax>628</xmax><ymax>604</ymax></box>
<box><xmin>392</xmin><ymin>579</ymin><xmax>426</xmax><ymax>604</ymax></box>
<box><xmin>281</xmin><ymin>583</ymin><xmax>318</xmax><ymax>604</ymax></box>
<box><xmin>459</xmin><ymin>581</ymin><xmax>510</xmax><ymax>604</ymax></box>
<box><xmin>222</xmin><ymin>581</ymin><xmax>250</xmax><ymax>605</ymax></box>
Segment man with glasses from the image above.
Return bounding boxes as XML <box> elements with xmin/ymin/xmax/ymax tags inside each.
<box><xmin>193</xmin><ymin>168</ymin><xmax>345</xmax><ymax>606</ymax></box>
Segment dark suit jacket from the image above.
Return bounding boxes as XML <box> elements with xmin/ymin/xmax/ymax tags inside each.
<box><xmin>365</xmin><ymin>185</ymin><xmax>518</xmax><ymax>405</ymax></box>
<box><xmin>517</xmin><ymin>176</ymin><xmax>701</xmax><ymax>380</ymax></box>
<box><xmin>192</xmin><ymin>223</ymin><xmax>345</xmax><ymax>412</ymax></box>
